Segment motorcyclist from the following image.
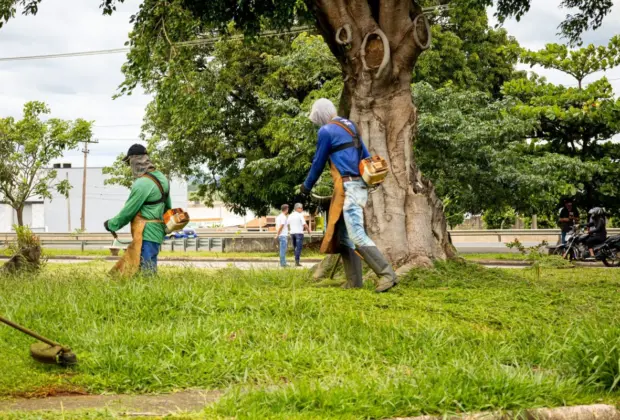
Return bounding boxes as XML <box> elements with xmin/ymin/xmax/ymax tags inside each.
<box><xmin>558</xmin><ymin>198</ymin><xmax>579</xmax><ymax>245</ymax></box>
<box><xmin>585</xmin><ymin>207</ymin><xmax>607</xmax><ymax>260</ymax></box>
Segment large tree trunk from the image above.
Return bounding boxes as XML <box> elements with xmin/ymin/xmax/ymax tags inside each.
<box><xmin>312</xmin><ymin>0</ymin><xmax>455</xmax><ymax>268</ymax></box>
<box><xmin>347</xmin><ymin>81</ymin><xmax>454</xmax><ymax>267</ymax></box>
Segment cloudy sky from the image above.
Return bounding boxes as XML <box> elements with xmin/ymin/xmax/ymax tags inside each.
<box><xmin>0</xmin><ymin>0</ymin><xmax>618</xmax><ymax>168</ymax></box>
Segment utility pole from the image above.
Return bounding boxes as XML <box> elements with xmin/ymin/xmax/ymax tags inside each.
<box><xmin>80</xmin><ymin>140</ymin><xmax>98</xmax><ymax>231</ymax></box>
<box><xmin>66</xmin><ymin>172</ymin><xmax>71</xmax><ymax>232</ymax></box>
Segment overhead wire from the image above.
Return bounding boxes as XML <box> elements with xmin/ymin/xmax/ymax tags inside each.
<box><xmin>0</xmin><ymin>27</ymin><xmax>314</xmax><ymax>62</ymax></box>
<box><xmin>0</xmin><ymin>5</ymin><xmax>449</xmax><ymax>63</ymax></box>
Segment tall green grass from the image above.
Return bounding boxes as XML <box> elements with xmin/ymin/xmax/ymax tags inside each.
<box><xmin>0</xmin><ymin>261</ymin><xmax>618</xmax><ymax>418</ymax></box>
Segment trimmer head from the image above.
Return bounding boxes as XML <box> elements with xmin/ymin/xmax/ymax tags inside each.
<box><xmin>30</xmin><ymin>342</ymin><xmax>78</xmax><ymax>366</ymax></box>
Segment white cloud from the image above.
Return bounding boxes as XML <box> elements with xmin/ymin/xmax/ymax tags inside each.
<box><xmin>0</xmin><ymin>0</ymin><xmax>150</xmax><ymax>167</ymax></box>
<box><xmin>492</xmin><ymin>0</ymin><xmax>620</xmax><ymax>92</ymax></box>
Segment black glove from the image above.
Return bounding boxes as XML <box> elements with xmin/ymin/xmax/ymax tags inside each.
<box><xmin>104</xmin><ymin>220</ymin><xmax>111</xmax><ymax>232</ymax></box>
<box><xmin>300</xmin><ymin>184</ymin><xmax>311</xmax><ymax>196</ymax></box>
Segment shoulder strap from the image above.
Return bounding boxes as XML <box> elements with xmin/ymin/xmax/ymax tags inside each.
<box><xmin>328</xmin><ymin>120</ymin><xmax>363</xmax><ymax>157</ymax></box>
<box><xmin>141</xmin><ymin>172</ymin><xmax>169</xmax><ymax>206</ymax></box>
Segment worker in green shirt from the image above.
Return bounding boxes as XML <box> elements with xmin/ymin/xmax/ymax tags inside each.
<box><xmin>104</xmin><ymin>144</ymin><xmax>172</xmax><ymax>276</ymax></box>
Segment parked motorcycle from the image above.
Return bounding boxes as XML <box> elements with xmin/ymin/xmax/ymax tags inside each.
<box><xmin>551</xmin><ymin>225</ymin><xmax>620</xmax><ymax>267</ymax></box>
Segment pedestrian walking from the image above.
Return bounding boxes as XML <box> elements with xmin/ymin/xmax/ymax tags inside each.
<box><xmin>288</xmin><ymin>203</ymin><xmax>311</xmax><ymax>266</ymax></box>
<box><xmin>275</xmin><ymin>204</ymin><xmax>290</xmax><ymax>267</ymax></box>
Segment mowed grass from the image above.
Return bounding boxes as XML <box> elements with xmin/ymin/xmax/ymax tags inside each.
<box><xmin>0</xmin><ymin>262</ymin><xmax>619</xmax><ymax>419</ymax></box>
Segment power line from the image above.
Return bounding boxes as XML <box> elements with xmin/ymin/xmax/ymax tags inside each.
<box><xmin>0</xmin><ymin>7</ymin><xmax>448</xmax><ymax>64</ymax></box>
<box><xmin>0</xmin><ymin>27</ymin><xmax>313</xmax><ymax>63</ymax></box>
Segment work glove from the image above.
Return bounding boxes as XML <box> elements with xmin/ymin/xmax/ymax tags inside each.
<box><xmin>299</xmin><ymin>184</ymin><xmax>311</xmax><ymax>196</ymax></box>
<box><xmin>104</xmin><ymin>220</ymin><xmax>112</xmax><ymax>232</ymax></box>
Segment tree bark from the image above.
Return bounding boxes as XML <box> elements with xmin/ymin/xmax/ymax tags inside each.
<box><xmin>312</xmin><ymin>0</ymin><xmax>455</xmax><ymax>268</ymax></box>
<box><xmin>15</xmin><ymin>206</ymin><xmax>24</xmax><ymax>227</ymax></box>
<box><xmin>345</xmin><ymin>74</ymin><xmax>454</xmax><ymax>267</ymax></box>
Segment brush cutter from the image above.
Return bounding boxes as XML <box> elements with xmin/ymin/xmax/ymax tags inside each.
<box><xmin>0</xmin><ymin>316</ymin><xmax>77</xmax><ymax>366</ymax></box>
<box><xmin>111</xmin><ymin>231</ymin><xmax>132</xmax><ymax>245</ymax></box>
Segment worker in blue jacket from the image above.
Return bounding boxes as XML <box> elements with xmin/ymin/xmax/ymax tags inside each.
<box><xmin>300</xmin><ymin>98</ymin><xmax>397</xmax><ymax>292</ymax></box>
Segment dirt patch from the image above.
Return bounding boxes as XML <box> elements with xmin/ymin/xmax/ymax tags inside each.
<box><xmin>0</xmin><ymin>389</ymin><xmax>222</xmax><ymax>415</ymax></box>
<box><xmin>9</xmin><ymin>384</ymin><xmax>88</xmax><ymax>399</ymax></box>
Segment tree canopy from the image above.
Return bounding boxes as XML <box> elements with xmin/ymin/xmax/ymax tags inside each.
<box><xmin>0</xmin><ymin>102</ymin><xmax>93</xmax><ymax>226</ymax></box>
<box><xmin>504</xmin><ymin>36</ymin><xmax>620</xmax><ymax>214</ymax></box>
<box><xmin>1</xmin><ymin>0</ymin><xmax>615</xmax><ymax>46</ymax></box>
<box><xmin>103</xmin><ymin>7</ymin><xmax>525</xmax><ymax>216</ymax></box>
<box><xmin>413</xmin><ymin>82</ymin><xmax>600</xmax><ymax>226</ymax></box>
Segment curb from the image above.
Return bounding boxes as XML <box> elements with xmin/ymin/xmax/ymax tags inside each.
<box><xmin>393</xmin><ymin>404</ymin><xmax>620</xmax><ymax>419</ymax></box>
<box><xmin>469</xmin><ymin>259</ymin><xmax>605</xmax><ymax>268</ymax></box>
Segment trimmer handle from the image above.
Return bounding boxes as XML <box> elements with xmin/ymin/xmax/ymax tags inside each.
<box><xmin>0</xmin><ymin>316</ymin><xmax>66</xmax><ymax>350</ymax></box>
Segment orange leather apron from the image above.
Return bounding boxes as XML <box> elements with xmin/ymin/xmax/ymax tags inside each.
<box><xmin>320</xmin><ymin>163</ymin><xmax>345</xmax><ymax>254</ymax></box>
<box><xmin>109</xmin><ymin>213</ymin><xmax>164</xmax><ymax>278</ymax></box>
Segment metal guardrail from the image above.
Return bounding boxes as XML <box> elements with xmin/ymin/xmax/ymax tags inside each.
<box><xmin>8</xmin><ymin>238</ymin><xmax>227</xmax><ymax>253</ymax></box>
<box><xmin>2</xmin><ymin>229</ymin><xmax>617</xmax><ymax>250</ymax></box>
<box><xmin>0</xmin><ymin>231</ymin><xmax>326</xmax><ymax>241</ymax></box>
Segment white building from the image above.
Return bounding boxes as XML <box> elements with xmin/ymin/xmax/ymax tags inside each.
<box><xmin>0</xmin><ymin>166</ymin><xmax>188</xmax><ymax>233</ymax></box>
<box><xmin>187</xmin><ymin>199</ymin><xmax>255</xmax><ymax>228</ymax></box>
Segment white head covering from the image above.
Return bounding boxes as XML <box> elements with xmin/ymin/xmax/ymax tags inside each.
<box><xmin>309</xmin><ymin>98</ymin><xmax>337</xmax><ymax>126</ymax></box>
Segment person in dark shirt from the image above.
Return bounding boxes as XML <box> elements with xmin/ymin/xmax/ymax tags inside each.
<box><xmin>558</xmin><ymin>199</ymin><xmax>580</xmax><ymax>244</ymax></box>
<box><xmin>585</xmin><ymin>207</ymin><xmax>607</xmax><ymax>259</ymax></box>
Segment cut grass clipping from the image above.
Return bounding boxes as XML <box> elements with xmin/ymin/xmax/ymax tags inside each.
<box><xmin>0</xmin><ymin>261</ymin><xmax>618</xmax><ymax>419</ymax></box>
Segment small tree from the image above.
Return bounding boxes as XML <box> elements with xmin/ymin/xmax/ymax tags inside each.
<box><xmin>0</xmin><ymin>102</ymin><xmax>93</xmax><ymax>226</ymax></box>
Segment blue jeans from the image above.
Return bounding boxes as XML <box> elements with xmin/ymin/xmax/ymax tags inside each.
<box><xmin>339</xmin><ymin>180</ymin><xmax>376</xmax><ymax>250</ymax></box>
<box><xmin>561</xmin><ymin>231</ymin><xmax>567</xmax><ymax>245</ymax></box>
<box><xmin>140</xmin><ymin>240</ymin><xmax>160</xmax><ymax>275</ymax></box>
<box><xmin>291</xmin><ymin>234</ymin><xmax>304</xmax><ymax>263</ymax></box>
<box><xmin>278</xmin><ymin>236</ymin><xmax>288</xmax><ymax>267</ymax></box>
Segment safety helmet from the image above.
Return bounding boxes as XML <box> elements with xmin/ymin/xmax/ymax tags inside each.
<box><xmin>588</xmin><ymin>207</ymin><xmax>606</xmax><ymax>216</ymax></box>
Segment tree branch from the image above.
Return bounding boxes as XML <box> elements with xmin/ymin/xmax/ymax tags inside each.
<box><xmin>391</xmin><ymin>3</ymin><xmax>429</xmax><ymax>75</ymax></box>
<box><xmin>379</xmin><ymin>0</ymin><xmax>414</xmax><ymax>49</ymax></box>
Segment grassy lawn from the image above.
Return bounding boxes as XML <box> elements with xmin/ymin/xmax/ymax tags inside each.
<box><xmin>0</xmin><ymin>262</ymin><xmax>619</xmax><ymax>419</ymax></box>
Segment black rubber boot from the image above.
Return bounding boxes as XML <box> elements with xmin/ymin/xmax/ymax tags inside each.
<box><xmin>357</xmin><ymin>246</ymin><xmax>397</xmax><ymax>293</ymax></box>
<box><xmin>341</xmin><ymin>248</ymin><xmax>363</xmax><ymax>289</ymax></box>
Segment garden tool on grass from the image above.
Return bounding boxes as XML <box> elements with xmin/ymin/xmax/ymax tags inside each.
<box><xmin>0</xmin><ymin>316</ymin><xmax>77</xmax><ymax>366</ymax></box>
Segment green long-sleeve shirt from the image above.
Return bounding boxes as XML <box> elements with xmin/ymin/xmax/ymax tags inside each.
<box><xmin>107</xmin><ymin>171</ymin><xmax>172</xmax><ymax>244</ymax></box>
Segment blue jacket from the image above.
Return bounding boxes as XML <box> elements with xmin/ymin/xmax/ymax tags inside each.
<box><xmin>303</xmin><ymin>117</ymin><xmax>371</xmax><ymax>191</ymax></box>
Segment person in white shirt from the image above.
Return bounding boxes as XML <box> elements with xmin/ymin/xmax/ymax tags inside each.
<box><xmin>288</xmin><ymin>203</ymin><xmax>311</xmax><ymax>266</ymax></box>
<box><xmin>275</xmin><ymin>204</ymin><xmax>290</xmax><ymax>267</ymax></box>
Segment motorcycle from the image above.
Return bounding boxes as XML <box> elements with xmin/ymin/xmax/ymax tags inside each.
<box><xmin>551</xmin><ymin>225</ymin><xmax>620</xmax><ymax>267</ymax></box>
